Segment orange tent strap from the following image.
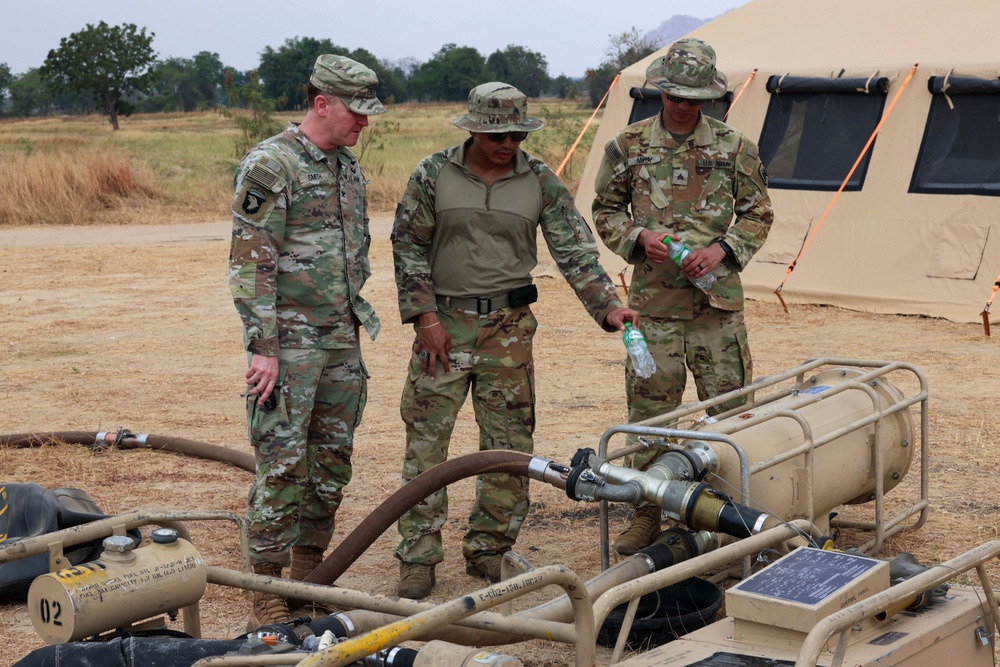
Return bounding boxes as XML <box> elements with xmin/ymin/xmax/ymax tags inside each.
<box><xmin>980</xmin><ymin>276</ymin><xmax>1000</xmax><ymax>336</ymax></box>
<box><xmin>556</xmin><ymin>73</ymin><xmax>620</xmax><ymax>177</ymax></box>
<box><xmin>723</xmin><ymin>69</ymin><xmax>757</xmax><ymax>122</ymax></box>
<box><xmin>775</xmin><ymin>63</ymin><xmax>920</xmax><ymax>301</ymax></box>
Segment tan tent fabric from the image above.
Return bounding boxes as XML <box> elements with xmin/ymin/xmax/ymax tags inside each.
<box><xmin>569</xmin><ymin>0</ymin><xmax>1000</xmax><ymax>323</ymax></box>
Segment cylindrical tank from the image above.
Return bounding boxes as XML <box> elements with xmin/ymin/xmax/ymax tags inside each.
<box><xmin>28</xmin><ymin>528</ymin><xmax>207</xmax><ymax>643</ymax></box>
<box><xmin>687</xmin><ymin>367</ymin><xmax>914</xmax><ymax>524</ymax></box>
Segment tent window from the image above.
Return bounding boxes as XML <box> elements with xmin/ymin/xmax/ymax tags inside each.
<box><xmin>758</xmin><ymin>75</ymin><xmax>889</xmax><ymax>191</ymax></box>
<box><xmin>628</xmin><ymin>87</ymin><xmax>732</xmax><ymax>125</ymax></box>
<box><xmin>910</xmin><ymin>76</ymin><xmax>1000</xmax><ymax>197</ymax></box>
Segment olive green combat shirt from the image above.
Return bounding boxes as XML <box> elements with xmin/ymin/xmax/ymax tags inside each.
<box><xmin>230</xmin><ymin>122</ymin><xmax>380</xmax><ymax>356</ymax></box>
<box><xmin>391</xmin><ymin>140</ymin><xmax>623</xmax><ymax>330</ymax></box>
<box><xmin>593</xmin><ymin>113</ymin><xmax>773</xmax><ymax>319</ymax></box>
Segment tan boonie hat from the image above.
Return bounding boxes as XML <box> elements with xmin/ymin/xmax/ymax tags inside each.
<box><xmin>646</xmin><ymin>38</ymin><xmax>727</xmax><ymax>101</ymax></box>
<box><xmin>451</xmin><ymin>82</ymin><xmax>544</xmax><ymax>133</ymax></box>
<box><xmin>310</xmin><ymin>54</ymin><xmax>386</xmax><ymax>115</ymax></box>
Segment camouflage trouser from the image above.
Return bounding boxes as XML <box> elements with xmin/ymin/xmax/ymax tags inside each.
<box><xmin>246</xmin><ymin>346</ymin><xmax>368</xmax><ymax>567</ymax></box>
<box><xmin>395</xmin><ymin>305</ymin><xmax>536</xmax><ymax>566</ymax></box>
<box><xmin>626</xmin><ymin>305</ymin><xmax>752</xmax><ymax>507</ymax></box>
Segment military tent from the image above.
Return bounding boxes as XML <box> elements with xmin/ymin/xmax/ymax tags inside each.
<box><xmin>574</xmin><ymin>0</ymin><xmax>1000</xmax><ymax>324</ymax></box>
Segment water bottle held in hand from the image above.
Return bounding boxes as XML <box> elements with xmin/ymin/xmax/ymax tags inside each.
<box><xmin>622</xmin><ymin>322</ymin><xmax>656</xmax><ymax>379</ymax></box>
<box><xmin>663</xmin><ymin>235</ymin><xmax>716</xmax><ymax>293</ymax></box>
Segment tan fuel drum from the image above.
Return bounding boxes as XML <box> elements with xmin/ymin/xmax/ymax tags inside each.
<box><xmin>28</xmin><ymin>528</ymin><xmax>207</xmax><ymax>643</ymax></box>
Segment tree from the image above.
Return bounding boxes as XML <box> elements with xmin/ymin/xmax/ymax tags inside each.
<box><xmin>548</xmin><ymin>74</ymin><xmax>581</xmax><ymax>99</ymax></box>
<box><xmin>140</xmin><ymin>51</ymin><xmax>225</xmax><ymax>113</ymax></box>
<box><xmin>258</xmin><ymin>37</ymin><xmax>347</xmax><ymax>110</ymax></box>
<box><xmin>8</xmin><ymin>69</ymin><xmax>54</xmax><ymax>117</ymax></box>
<box><xmin>587</xmin><ymin>27</ymin><xmax>657</xmax><ymax>107</ymax></box>
<box><xmin>410</xmin><ymin>44</ymin><xmax>485</xmax><ymax>102</ymax></box>
<box><xmin>0</xmin><ymin>63</ymin><xmax>12</xmax><ymax>112</ymax></box>
<box><xmin>144</xmin><ymin>58</ymin><xmax>199</xmax><ymax>112</ymax></box>
<box><xmin>348</xmin><ymin>47</ymin><xmax>407</xmax><ymax>103</ymax></box>
<box><xmin>191</xmin><ymin>51</ymin><xmax>225</xmax><ymax>108</ymax></box>
<box><xmin>485</xmin><ymin>45</ymin><xmax>550</xmax><ymax>98</ymax></box>
<box><xmin>41</xmin><ymin>21</ymin><xmax>157</xmax><ymax>130</ymax></box>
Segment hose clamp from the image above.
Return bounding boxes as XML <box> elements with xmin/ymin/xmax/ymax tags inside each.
<box><xmin>333</xmin><ymin>612</ymin><xmax>355</xmax><ymax>636</ymax></box>
<box><xmin>527</xmin><ymin>456</ymin><xmax>555</xmax><ymax>479</ymax></box>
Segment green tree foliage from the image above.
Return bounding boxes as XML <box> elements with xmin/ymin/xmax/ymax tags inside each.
<box><xmin>191</xmin><ymin>51</ymin><xmax>225</xmax><ymax>107</ymax></box>
<box><xmin>41</xmin><ymin>21</ymin><xmax>158</xmax><ymax>130</ymax></box>
<box><xmin>142</xmin><ymin>51</ymin><xmax>225</xmax><ymax>112</ymax></box>
<box><xmin>259</xmin><ymin>37</ymin><xmax>346</xmax><ymax>110</ymax></box>
<box><xmin>223</xmin><ymin>70</ymin><xmax>282</xmax><ymax>158</ymax></box>
<box><xmin>410</xmin><ymin>44</ymin><xmax>485</xmax><ymax>102</ymax></box>
<box><xmin>8</xmin><ymin>69</ymin><xmax>54</xmax><ymax>117</ymax></box>
<box><xmin>0</xmin><ymin>63</ymin><xmax>12</xmax><ymax>111</ymax></box>
<box><xmin>587</xmin><ymin>27</ymin><xmax>657</xmax><ymax>107</ymax></box>
<box><xmin>347</xmin><ymin>47</ymin><xmax>407</xmax><ymax>103</ymax></box>
<box><xmin>548</xmin><ymin>74</ymin><xmax>582</xmax><ymax>99</ymax></box>
<box><xmin>485</xmin><ymin>45</ymin><xmax>550</xmax><ymax>97</ymax></box>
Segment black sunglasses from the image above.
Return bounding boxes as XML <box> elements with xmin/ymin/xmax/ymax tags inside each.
<box><xmin>664</xmin><ymin>93</ymin><xmax>705</xmax><ymax>106</ymax></box>
<box><xmin>485</xmin><ymin>131</ymin><xmax>529</xmax><ymax>142</ymax></box>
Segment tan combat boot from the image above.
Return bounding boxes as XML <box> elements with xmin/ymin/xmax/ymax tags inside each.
<box><xmin>248</xmin><ymin>562</ymin><xmax>291</xmax><ymax>631</ymax></box>
<box><xmin>397</xmin><ymin>562</ymin><xmax>436</xmax><ymax>599</ymax></box>
<box><xmin>290</xmin><ymin>545</ymin><xmax>325</xmax><ymax>582</ymax></box>
<box><xmin>613</xmin><ymin>506</ymin><xmax>662</xmax><ymax>556</ymax></box>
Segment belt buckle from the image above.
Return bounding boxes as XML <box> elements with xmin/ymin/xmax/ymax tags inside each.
<box><xmin>477</xmin><ymin>297</ymin><xmax>491</xmax><ymax>314</ymax></box>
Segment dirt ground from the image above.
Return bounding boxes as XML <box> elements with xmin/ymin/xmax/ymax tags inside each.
<box><xmin>2</xmin><ymin>219</ymin><xmax>999</xmax><ymax>665</ymax></box>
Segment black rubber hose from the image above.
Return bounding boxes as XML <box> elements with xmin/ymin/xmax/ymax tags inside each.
<box><xmin>0</xmin><ymin>431</ymin><xmax>254</xmax><ymax>472</ymax></box>
<box><xmin>291</xmin><ymin>450</ymin><xmax>535</xmax><ymax>609</ymax></box>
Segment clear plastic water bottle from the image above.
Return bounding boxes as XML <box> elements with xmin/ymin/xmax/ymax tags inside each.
<box><xmin>663</xmin><ymin>235</ymin><xmax>716</xmax><ymax>293</ymax></box>
<box><xmin>622</xmin><ymin>322</ymin><xmax>656</xmax><ymax>378</ymax></box>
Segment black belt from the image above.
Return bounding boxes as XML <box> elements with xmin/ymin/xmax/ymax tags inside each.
<box><xmin>436</xmin><ymin>294</ymin><xmax>510</xmax><ymax>314</ymax></box>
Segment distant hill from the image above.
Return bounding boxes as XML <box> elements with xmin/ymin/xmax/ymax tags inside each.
<box><xmin>643</xmin><ymin>14</ymin><xmax>711</xmax><ymax>49</ymax></box>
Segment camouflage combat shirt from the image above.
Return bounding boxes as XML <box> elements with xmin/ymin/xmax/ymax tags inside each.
<box><xmin>391</xmin><ymin>140</ymin><xmax>623</xmax><ymax>330</ymax></box>
<box><xmin>230</xmin><ymin>122</ymin><xmax>380</xmax><ymax>356</ymax></box>
<box><xmin>592</xmin><ymin>112</ymin><xmax>773</xmax><ymax>318</ymax></box>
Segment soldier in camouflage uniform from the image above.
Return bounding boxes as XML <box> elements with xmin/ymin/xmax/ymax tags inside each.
<box><xmin>592</xmin><ymin>39</ymin><xmax>773</xmax><ymax>556</ymax></box>
<box><xmin>229</xmin><ymin>54</ymin><xmax>384</xmax><ymax>628</ymax></box>
<box><xmin>391</xmin><ymin>82</ymin><xmax>639</xmax><ymax>599</ymax></box>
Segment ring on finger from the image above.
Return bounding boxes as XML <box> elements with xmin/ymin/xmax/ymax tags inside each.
<box><xmin>418</xmin><ymin>350</ymin><xmax>429</xmax><ymax>361</ymax></box>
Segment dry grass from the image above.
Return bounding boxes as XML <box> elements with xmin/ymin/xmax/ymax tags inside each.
<box><xmin>0</xmin><ymin>100</ymin><xmax>602</xmax><ymax>228</ymax></box>
<box><xmin>1</xmin><ymin>224</ymin><xmax>999</xmax><ymax>664</ymax></box>
<box><xmin>0</xmin><ymin>149</ymin><xmax>160</xmax><ymax>225</ymax></box>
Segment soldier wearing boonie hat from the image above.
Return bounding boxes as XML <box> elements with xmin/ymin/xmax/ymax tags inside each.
<box><xmin>309</xmin><ymin>53</ymin><xmax>386</xmax><ymax>116</ymax></box>
<box><xmin>645</xmin><ymin>37</ymin><xmax>728</xmax><ymax>100</ymax></box>
<box><xmin>592</xmin><ymin>38</ymin><xmax>773</xmax><ymax>558</ymax></box>
<box><xmin>450</xmin><ymin>81</ymin><xmax>544</xmax><ymax>132</ymax></box>
<box><xmin>229</xmin><ymin>53</ymin><xmax>382</xmax><ymax>629</ymax></box>
<box><xmin>390</xmin><ymin>82</ymin><xmax>639</xmax><ymax>600</ymax></box>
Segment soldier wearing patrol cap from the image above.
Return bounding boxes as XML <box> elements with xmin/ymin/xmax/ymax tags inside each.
<box><xmin>229</xmin><ymin>54</ymin><xmax>384</xmax><ymax>628</ymax></box>
<box><xmin>390</xmin><ymin>82</ymin><xmax>640</xmax><ymax>599</ymax></box>
<box><xmin>592</xmin><ymin>38</ymin><xmax>773</xmax><ymax>556</ymax></box>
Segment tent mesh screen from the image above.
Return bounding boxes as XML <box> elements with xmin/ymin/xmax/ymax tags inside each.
<box><xmin>758</xmin><ymin>92</ymin><xmax>886</xmax><ymax>191</ymax></box>
<box><xmin>910</xmin><ymin>94</ymin><xmax>1000</xmax><ymax>196</ymax></box>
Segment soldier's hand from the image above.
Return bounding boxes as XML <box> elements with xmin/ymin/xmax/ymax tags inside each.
<box><xmin>606</xmin><ymin>308</ymin><xmax>641</xmax><ymax>331</ymax></box>
<box><xmin>417</xmin><ymin>316</ymin><xmax>452</xmax><ymax>380</ymax></box>
<box><xmin>639</xmin><ymin>230</ymin><xmax>670</xmax><ymax>264</ymax></box>
<box><xmin>246</xmin><ymin>354</ymin><xmax>279</xmax><ymax>406</ymax></box>
<box><xmin>682</xmin><ymin>243</ymin><xmax>726</xmax><ymax>279</ymax></box>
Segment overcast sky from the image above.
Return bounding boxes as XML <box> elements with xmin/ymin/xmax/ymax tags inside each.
<box><xmin>4</xmin><ymin>0</ymin><xmax>748</xmax><ymax>79</ymax></box>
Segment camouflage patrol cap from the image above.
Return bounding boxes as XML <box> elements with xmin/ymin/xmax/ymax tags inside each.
<box><xmin>310</xmin><ymin>54</ymin><xmax>386</xmax><ymax>115</ymax></box>
<box><xmin>646</xmin><ymin>38</ymin><xmax>727</xmax><ymax>100</ymax></box>
<box><xmin>451</xmin><ymin>82</ymin><xmax>545</xmax><ymax>133</ymax></box>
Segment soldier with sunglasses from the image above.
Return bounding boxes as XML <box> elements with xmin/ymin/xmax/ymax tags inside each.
<box><xmin>391</xmin><ymin>81</ymin><xmax>639</xmax><ymax>599</ymax></box>
<box><xmin>592</xmin><ymin>39</ymin><xmax>774</xmax><ymax>557</ymax></box>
